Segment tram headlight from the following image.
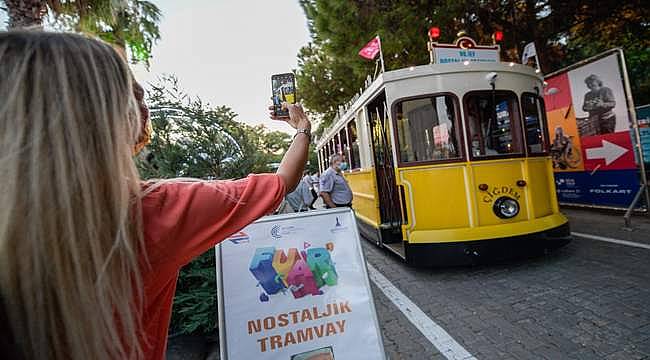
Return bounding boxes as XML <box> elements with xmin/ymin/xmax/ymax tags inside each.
<box><xmin>493</xmin><ymin>197</ymin><xmax>519</xmax><ymax>219</ymax></box>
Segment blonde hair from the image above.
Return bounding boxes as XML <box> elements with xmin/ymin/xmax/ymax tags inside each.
<box><xmin>0</xmin><ymin>31</ymin><xmax>146</xmax><ymax>359</ymax></box>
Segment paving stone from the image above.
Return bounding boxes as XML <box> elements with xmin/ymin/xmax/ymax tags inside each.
<box><xmin>605</xmin><ymin>349</ymin><xmax>648</xmax><ymax>360</ymax></box>
<box><xmin>356</xmin><ymin>209</ymin><xmax>650</xmax><ymax>360</ymax></box>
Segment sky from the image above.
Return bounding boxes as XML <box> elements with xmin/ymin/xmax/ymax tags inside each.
<box><xmin>0</xmin><ymin>0</ymin><xmax>312</xmax><ymax>133</ymax></box>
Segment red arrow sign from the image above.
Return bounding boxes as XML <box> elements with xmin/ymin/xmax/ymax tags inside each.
<box><xmin>581</xmin><ymin>132</ymin><xmax>636</xmax><ymax>171</ymax></box>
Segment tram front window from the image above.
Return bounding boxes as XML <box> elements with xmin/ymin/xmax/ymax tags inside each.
<box><xmin>465</xmin><ymin>92</ymin><xmax>523</xmax><ymax>157</ymax></box>
<box><xmin>395</xmin><ymin>95</ymin><xmax>460</xmax><ymax>163</ymax></box>
<box><xmin>521</xmin><ymin>94</ymin><xmax>548</xmax><ymax>154</ymax></box>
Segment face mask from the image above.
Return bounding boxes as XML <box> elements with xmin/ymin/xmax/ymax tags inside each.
<box><xmin>339</xmin><ymin>162</ymin><xmax>349</xmax><ymax>171</ymax></box>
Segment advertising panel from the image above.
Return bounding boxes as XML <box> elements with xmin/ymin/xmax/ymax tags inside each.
<box><xmin>544</xmin><ymin>50</ymin><xmax>646</xmax><ymax>209</ymax></box>
<box><xmin>216</xmin><ymin>208</ymin><xmax>385</xmax><ymax>360</ymax></box>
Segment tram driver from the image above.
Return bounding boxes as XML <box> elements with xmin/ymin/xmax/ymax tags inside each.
<box><xmin>467</xmin><ymin>99</ymin><xmax>499</xmax><ymax>156</ymax></box>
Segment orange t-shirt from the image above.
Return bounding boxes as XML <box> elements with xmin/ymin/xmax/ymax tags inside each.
<box><xmin>139</xmin><ymin>174</ymin><xmax>285</xmax><ymax>359</ymax></box>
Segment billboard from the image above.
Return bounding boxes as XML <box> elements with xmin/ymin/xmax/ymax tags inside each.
<box><xmin>544</xmin><ymin>50</ymin><xmax>647</xmax><ymax>209</ymax></box>
<box><xmin>215</xmin><ymin>208</ymin><xmax>386</xmax><ymax>360</ymax></box>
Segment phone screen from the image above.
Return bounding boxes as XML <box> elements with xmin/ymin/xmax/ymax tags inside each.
<box><xmin>271</xmin><ymin>73</ymin><xmax>296</xmax><ymax>117</ymax></box>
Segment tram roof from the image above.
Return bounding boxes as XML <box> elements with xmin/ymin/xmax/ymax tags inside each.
<box><xmin>317</xmin><ymin>62</ymin><xmax>541</xmax><ymax>148</ymax></box>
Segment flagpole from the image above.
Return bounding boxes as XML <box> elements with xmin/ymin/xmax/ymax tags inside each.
<box><xmin>373</xmin><ymin>59</ymin><xmax>380</xmax><ymax>80</ymax></box>
<box><xmin>377</xmin><ymin>35</ymin><xmax>385</xmax><ymax>73</ymax></box>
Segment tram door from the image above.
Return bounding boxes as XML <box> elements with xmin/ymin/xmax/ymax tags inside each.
<box><xmin>367</xmin><ymin>94</ymin><xmax>403</xmax><ymax>244</ymax></box>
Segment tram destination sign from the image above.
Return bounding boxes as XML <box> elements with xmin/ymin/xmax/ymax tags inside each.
<box><xmin>432</xmin><ymin>36</ymin><xmax>500</xmax><ymax>64</ymax></box>
<box><xmin>215</xmin><ymin>208</ymin><xmax>386</xmax><ymax>360</ymax></box>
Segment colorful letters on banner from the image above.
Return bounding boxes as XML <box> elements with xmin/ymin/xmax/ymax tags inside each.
<box><xmin>249</xmin><ymin>244</ymin><xmax>337</xmax><ymax>301</ymax></box>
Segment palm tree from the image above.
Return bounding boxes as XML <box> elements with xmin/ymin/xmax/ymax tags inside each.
<box><xmin>3</xmin><ymin>0</ymin><xmax>47</xmax><ymax>28</ymax></box>
<box><xmin>1</xmin><ymin>0</ymin><xmax>160</xmax><ymax>65</ymax></box>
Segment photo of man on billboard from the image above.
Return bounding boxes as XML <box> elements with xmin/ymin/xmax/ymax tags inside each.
<box><xmin>581</xmin><ymin>74</ymin><xmax>616</xmax><ymax>135</ymax></box>
<box><xmin>567</xmin><ymin>53</ymin><xmax>630</xmax><ymax>137</ymax></box>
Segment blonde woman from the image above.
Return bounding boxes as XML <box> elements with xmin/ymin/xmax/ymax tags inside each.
<box><xmin>0</xmin><ymin>32</ymin><xmax>311</xmax><ymax>359</ymax></box>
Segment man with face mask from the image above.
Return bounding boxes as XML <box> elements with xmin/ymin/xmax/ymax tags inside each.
<box><xmin>319</xmin><ymin>154</ymin><xmax>353</xmax><ymax>208</ymax></box>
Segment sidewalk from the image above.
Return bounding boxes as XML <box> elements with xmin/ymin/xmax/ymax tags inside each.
<box><xmin>562</xmin><ymin>206</ymin><xmax>650</xmax><ymax>245</ymax></box>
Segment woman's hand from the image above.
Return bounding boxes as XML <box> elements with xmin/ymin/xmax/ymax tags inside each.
<box><xmin>269</xmin><ymin>103</ymin><xmax>311</xmax><ymax>131</ymax></box>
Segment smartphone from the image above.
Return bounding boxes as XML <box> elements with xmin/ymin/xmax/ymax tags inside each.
<box><xmin>271</xmin><ymin>73</ymin><xmax>296</xmax><ymax>117</ymax></box>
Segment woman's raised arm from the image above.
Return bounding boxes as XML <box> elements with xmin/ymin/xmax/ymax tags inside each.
<box><xmin>271</xmin><ymin>103</ymin><xmax>312</xmax><ymax>193</ymax></box>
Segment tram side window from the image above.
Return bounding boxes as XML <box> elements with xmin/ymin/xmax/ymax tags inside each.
<box><xmin>334</xmin><ymin>135</ymin><xmax>341</xmax><ymax>155</ymax></box>
<box><xmin>319</xmin><ymin>148</ymin><xmax>326</xmax><ymax>171</ymax></box>
<box><xmin>339</xmin><ymin>128</ymin><xmax>349</xmax><ymax>153</ymax></box>
<box><xmin>395</xmin><ymin>95</ymin><xmax>460</xmax><ymax>163</ymax></box>
<box><xmin>347</xmin><ymin>120</ymin><xmax>361</xmax><ymax>169</ymax></box>
<box><xmin>521</xmin><ymin>94</ymin><xmax>548</xmax><ymax>154</ymax></box>
<box><xmin>324</xmin><ymin>143</ymin><xmax>330</xmax><ymax>168</ymax></box>
<box><xmin>465</xmin><ymin>92</ymin><xmax>523</xmax><ymax>157</ymax></box>
<box><xmin>327</xmin><ymin>141</ymin><xmax>333</xmax><ymax>162</ymax></box>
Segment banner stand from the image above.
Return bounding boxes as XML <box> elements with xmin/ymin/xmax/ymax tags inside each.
<box><xmin>216</xmin><ymin>243</ymin><xmax>229</xmax><ymax>359</ymax></box>
<box><xmin>545</xmin><ymin>48</ymin><xmax>648</xmax><ymax>212</ymax></box>
<box><xmin>215</xmin><ymin>208</ymin><xmax>386</xmax><ymax>360</ymax></box>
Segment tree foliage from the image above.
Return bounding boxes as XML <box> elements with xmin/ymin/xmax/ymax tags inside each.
<box><xmin>78</xmin><ymin>0</ymin><xmax>161</xmax><ymax>66</ymax></box>
<box><xmin>1</xmin><ymin>0</ymin><xmax>161</xmax><ymax>65</ymax></box>
<box><xmin>137</xmin><ymin>75</ymin><xmax>291</xmax><ymax>335</ymax></box>
<box><xmin>296</xmin><ymin>0</ymin><xmax>650</xmax><ymax>132</ymax></box>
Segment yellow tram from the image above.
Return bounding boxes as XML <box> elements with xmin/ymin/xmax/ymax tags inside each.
<box><xmin>315</xmin><ymin>41</ymin><xmax>571</xmax><ymax>266</ymax></box>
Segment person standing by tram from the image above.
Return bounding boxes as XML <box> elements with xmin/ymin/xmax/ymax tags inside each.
<box><xmin>285</xmin><ymin>171</ymin><xmax>316</xmax><ymax>212</ymax></box>
<box><xmin>319</xmin><ymin>154</ymin><xmax>353</xmax><ymax>208</ymax></box>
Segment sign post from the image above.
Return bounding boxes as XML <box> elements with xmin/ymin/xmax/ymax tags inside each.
<box><xmin>216</xmin><ymin>208</ymin><xmax>386</xmax><ymax>360</ymax></box>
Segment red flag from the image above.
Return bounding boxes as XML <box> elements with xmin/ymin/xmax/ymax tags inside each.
<box><xmin>358</xmin><ymin>36</ymin><xmax>381</xmax><ymax>60</ymax></box>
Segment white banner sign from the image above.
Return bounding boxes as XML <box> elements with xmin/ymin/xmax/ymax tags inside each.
<box><xmin>216</xmin><ymin>208</ymin><xmax>385</xmax><ymax>360</ymax></box>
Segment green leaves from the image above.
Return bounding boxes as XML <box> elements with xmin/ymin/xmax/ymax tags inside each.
<box><xmin>295</xmin><ymin>1</ymin><xmax>458</xmax><ymax>132</ymax></box>
<box><xmin>4</xmin><ymin>0</ymin><xmax>161</xmax><ymax>65</ymax></box>
<box><xmin>169</xmin><ymin>250</ymin><xmax>217</xmax><ymax>335</ymax></box>
<box><xmin>139</xmin><ymin>75</ymin><xmax>256</xmax><ymax>180</ymax></box>
<box><xmin>79</xmin><ymin>0</ymin><xmax>161</xmax><ymax>66</ymax></box>
<box><xmin>296</xmin><ymin>0</ymin><xmax>650</xmax><ymax>131</ymax></box>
